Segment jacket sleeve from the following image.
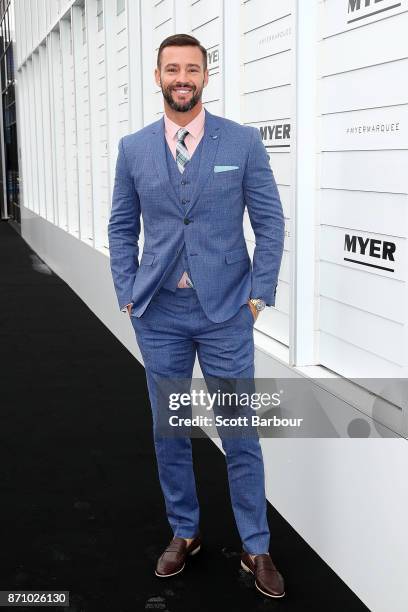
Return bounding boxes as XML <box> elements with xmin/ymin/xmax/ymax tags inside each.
<box><xmin>108</xmin><ymin>137</ymin><xmax>141</xmax><ymax>311</ymax></box>
<box><xmin>243</xmin><ymin>127</ymin><xmax>285</xmax><ymax>307</ymax></box>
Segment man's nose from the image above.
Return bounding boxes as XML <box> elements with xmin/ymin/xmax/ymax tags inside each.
<box><xmin>177</xmin><ymin>71</ymin><xmax>189</xmax><ymax>82</ymax></box>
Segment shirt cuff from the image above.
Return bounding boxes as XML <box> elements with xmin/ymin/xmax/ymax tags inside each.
<box><xmin>121</xmin><ymin>302</ymin><xmax>133</xmax><ymax>313</ymax></box>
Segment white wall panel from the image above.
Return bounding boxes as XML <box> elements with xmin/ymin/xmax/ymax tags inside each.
<box><xmin>320</xmin><ymin>296</ymin><xmax>404</xmax><ymax>365</ymax></box>
<box><xmin>243</xmin><ymin>16</ymin><xmax>292</xmax><ymax>64</ymax></box>
<box><xmin>256</xmin><ymin>307</ymin><xmax>289</xmax><ymax>346</ymax></box>
<box><xmin>202</xmin><ymin>71</ymin><xmax>220</xmax><ymax>104</ymax></box>
<box><xmin>191</xmin><ymin>0</ymin><xmax>220</xmax><ymax>29</ymax></box>
<box><xmin>152</xmin><ymin>16</ymin><xmax>173</xmax><ymax>50</ymax></box>
<box><xmin>320</xmin><ymin>261</ymin><xmax>405</xmax><ymax>324</ymax></box>
<box><xmin>153</xmin><ymin>0</ymin><xmax>172</xmax><ymax>27</ymax></box>
<box><xmin>320</xmin><ymin>190</ymin><xmax>407</xmax><ymax>238</ymax></box>
<box><xmin>321</xmin><ymin>105</ymin><xmax>408</xmax><ymax>151</ymax></box>
<box><xmin>319</xmin><ymin>332</ymin><xmax>405</xmax><ymax>379</ymax></box>
<box><xmin>242</xmin><ymin>85</ymin><xmax>291</xmax><ymax>123</ymax></box>
<box><xmin>278</xmin><ymin>250</ymin><xmax>290</xmax><ymax>285</ymax></box>
<box><xmin>191</xmin><ymin>10</ymin><xmax>221</xmax><ymax>50</ymax></box>
<box><xmin>201</xmin><ymin>98</ymin><xmax>222</xmax><ymax>114</ymax></box>
<box><xmin>321</xmin><ymin>151</ymin><xmax>408</xmax><ymax>193</ymax></box>
<box><xmin>320</xmin><ymin>59</ymin><xmax>408</xmax><ymax>115</ymax></box>
<box><xmin>242</xmin><ymin>0</ymin><xmax>293</xmax><ymax>33</ymax></box>
<box><xmin>320</xmin><ymin>11</ymin><xmax>408</xmax><ymax>76</ymax></box>
<box><xmin>317</xmin><ymin>0</ymin><xmax>408</xmax><ymax>379</ymax></box>
<box><xmin>243</xmin><ymin>51</ymin><xmax>291</xmax><ymax>93</ymax></box>
<box><xmin>267</xmin><ymin>152</ymin><xmax>291</xmax><ymax>186</ymax></box>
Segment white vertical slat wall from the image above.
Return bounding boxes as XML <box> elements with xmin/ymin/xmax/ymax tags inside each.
<box><xmin>33</xmin><ymin>47</ymin><xmax>46</xmax><ymax>219</ymax></box>
<box><xmin>39</xmin><ymin>43</ymin><xmax>54</xmax><ymax>222</ymax></box>
<box><xmin>191</xmin><ymin>0</ymin><xmax>223</xmax><ymax>115</ymax></box>
<box><xmin>241</xmin><ymin>0</ymin><xmax>294</xmax><ymax>347</ymax></box>
<box><xmin>318</xmin><ymin>0</ymin><xmax>408</xmax><ymax>382</ymax></box>
<box><xmin>13</xmin><ymin>0</ymin><xmax>408</xmax><ymax>381</ymax></box>
<box><xmin>152</xmin><ymin>0</ymin><xmax>175</xmax><ymax>119</ymax></box>
<box><xmin>105</xmin><ymin>0</ymin><xmax>130</xmax><ymax>210</ymax></box>
<box><xmin>97</xmin><ymin>0</ymin><xmax>109</xmax><ymax>250</ymax></box>
<box><xmin>46</xmin><ymin>32</ymin><xmax>57</xmax><ymax>225</ymax></box>
<box><xmin>60</xmin><ymin>16</ymin><xmax>79</xmax><ymax>237</ymax></box>
<box><xmin>49</xmin><ymin>28</ymin><xmax>68</xmax><ymax>230</ymax></box>
<box><xmin>26</xmin><ymin>56</ymin><xmax>39</xmax><ymax>213</ymax></box>
<box><xmin>72</xmin><ymin>3</ymin><xmax>93</xmax><ymax>242</ymax></box>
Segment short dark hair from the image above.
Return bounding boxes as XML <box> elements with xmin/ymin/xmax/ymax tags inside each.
<box><xmin>157</xmin><ymin>34</ymin><xmax>207</xmax><ymax>71</ymax></box>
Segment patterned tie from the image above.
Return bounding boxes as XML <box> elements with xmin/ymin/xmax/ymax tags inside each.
<box><xmin>175</xmin><ymin>127</ymin><xmax>194</xmax><ymax>288</ymax></box>
<box><xmin>176</xmin><ymin>128</ymin><xmax>190</xmax><ymax>173</ymax></box>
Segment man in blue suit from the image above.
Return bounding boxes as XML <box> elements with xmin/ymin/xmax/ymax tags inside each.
<box><xmin>108</xmin><ymin>34</ymin><xmax>285</xmax><ymax>599</ymax></box>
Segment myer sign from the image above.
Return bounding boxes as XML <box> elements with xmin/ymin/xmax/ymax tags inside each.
<box><xmin>259</xmin><ymin>123</ymin><xmax>291</xmax><ymax>150</ymax></box>
<box><xmin>207</xmin><ymin>45</ymin><xmax>220</xmax><ymax>73</ymax></box>
<box><xmin>347</xmin><ymin>0</ymin><xmax>402</xmax><ymax>24</ymax></box>
<box><xmin>344</xmin><ymin>233</ymin><xmax>396</xmax><ymax>272</ymax></box>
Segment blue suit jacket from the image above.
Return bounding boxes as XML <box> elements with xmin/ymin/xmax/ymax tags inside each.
<box><xmin>108</xmin><ymin>108</ymin><xmax>285</xmax><ymax>323</ymax></box>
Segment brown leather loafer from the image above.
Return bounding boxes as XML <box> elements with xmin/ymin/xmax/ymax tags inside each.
<box><xmin>155</xmin><ymin>535</ymin><xmax>202</xmax><ymax>577</ymax></box>
<box><xmin>241</xmin><ymin>551</ymin><xmax>285</xmax><ymax>598</ymax></box>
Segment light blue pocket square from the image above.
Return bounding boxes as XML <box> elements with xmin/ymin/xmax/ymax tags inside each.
<box><xmin>214</xmin><ymin>165</ymin><xmax>240</xmax><ymax>173</ymax></box>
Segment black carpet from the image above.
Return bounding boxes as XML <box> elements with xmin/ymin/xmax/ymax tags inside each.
<box><xmin>0</xmin><ymin>220</ymin><xmax>370</xmax><ymax>612</ymax></box>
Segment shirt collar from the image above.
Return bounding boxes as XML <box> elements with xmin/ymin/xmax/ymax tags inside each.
<box><xmin>164</xmin><ymin>106</ymin><xmax>205</xmax><ymax>141</ymax></box>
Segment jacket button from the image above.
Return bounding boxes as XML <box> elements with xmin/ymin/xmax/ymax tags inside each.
<box><xmin>184</xmin><ymin>218</ymin><xmax>190</xmax><ymax>225</ymax></box>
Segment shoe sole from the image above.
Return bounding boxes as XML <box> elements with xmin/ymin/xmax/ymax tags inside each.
<box><xmin>155</xmin><ymin>544</ymin><xmax>201</xmax><ymax>578</ymax></box>
<box><xmin>240</xmin><ymin>559</ymin><xmax>285</xmax><ymax>598</ymax></box>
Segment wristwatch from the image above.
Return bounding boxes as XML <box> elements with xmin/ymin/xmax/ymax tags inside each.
<box><xmin>249</xmin><ymin>298</ymin><xmax>266</xmax><ymax>312</ymax></box>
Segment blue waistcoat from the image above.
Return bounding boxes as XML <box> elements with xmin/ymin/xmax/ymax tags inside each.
<box><xmin>161</xmin><ymin>135</ymin><xmax>205</xmax><ymax>291</ymax></box>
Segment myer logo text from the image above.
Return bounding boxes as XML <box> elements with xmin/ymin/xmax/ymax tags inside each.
<box><xmin>347</xmin><ymin>0</ymin><xmax>402</xmax><ymax>24</ymax></box>
<box><xmin>259</xmin><ymin>123</ymin><xmax>291</xmax><ymax>149</ymax></box>
<box><xmin>344</xmin><ymin>233</ymin><xmax>396</xmax><ymax>272</ymax></box>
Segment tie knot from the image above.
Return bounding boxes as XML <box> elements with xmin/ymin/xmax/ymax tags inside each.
<box><xmin>177</xmin><ymin>128</ymin><xmax>189</xmax><ymax>143</ymax></box>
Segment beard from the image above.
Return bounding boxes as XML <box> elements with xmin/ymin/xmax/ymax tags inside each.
<box><xmin>161</xmin><ymin>81</ymin><xmax>204</xmax><ymax>112</ymax></box>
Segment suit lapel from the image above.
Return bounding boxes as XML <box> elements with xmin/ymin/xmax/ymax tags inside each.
<box><xmin>185</xmin><ymin>108</ymin><xmax>221</xmax><ymax>216</ymax></box>
<box><xmin>151</xmin><ymin>116</ymin><xmax>182</xmax><ymax>212</ymax></box>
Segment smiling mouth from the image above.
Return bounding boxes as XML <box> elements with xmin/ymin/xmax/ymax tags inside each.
<box><xmin>173</xmin><ymin>88</ymin><xmax>193</xmax><ymax>95</ymax></box>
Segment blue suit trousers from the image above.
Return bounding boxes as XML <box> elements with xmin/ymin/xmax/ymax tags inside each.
<box><xmin>130</xmin><ymin>286</ymin><xmax>270</xmax><ymax>554</ymax></box>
